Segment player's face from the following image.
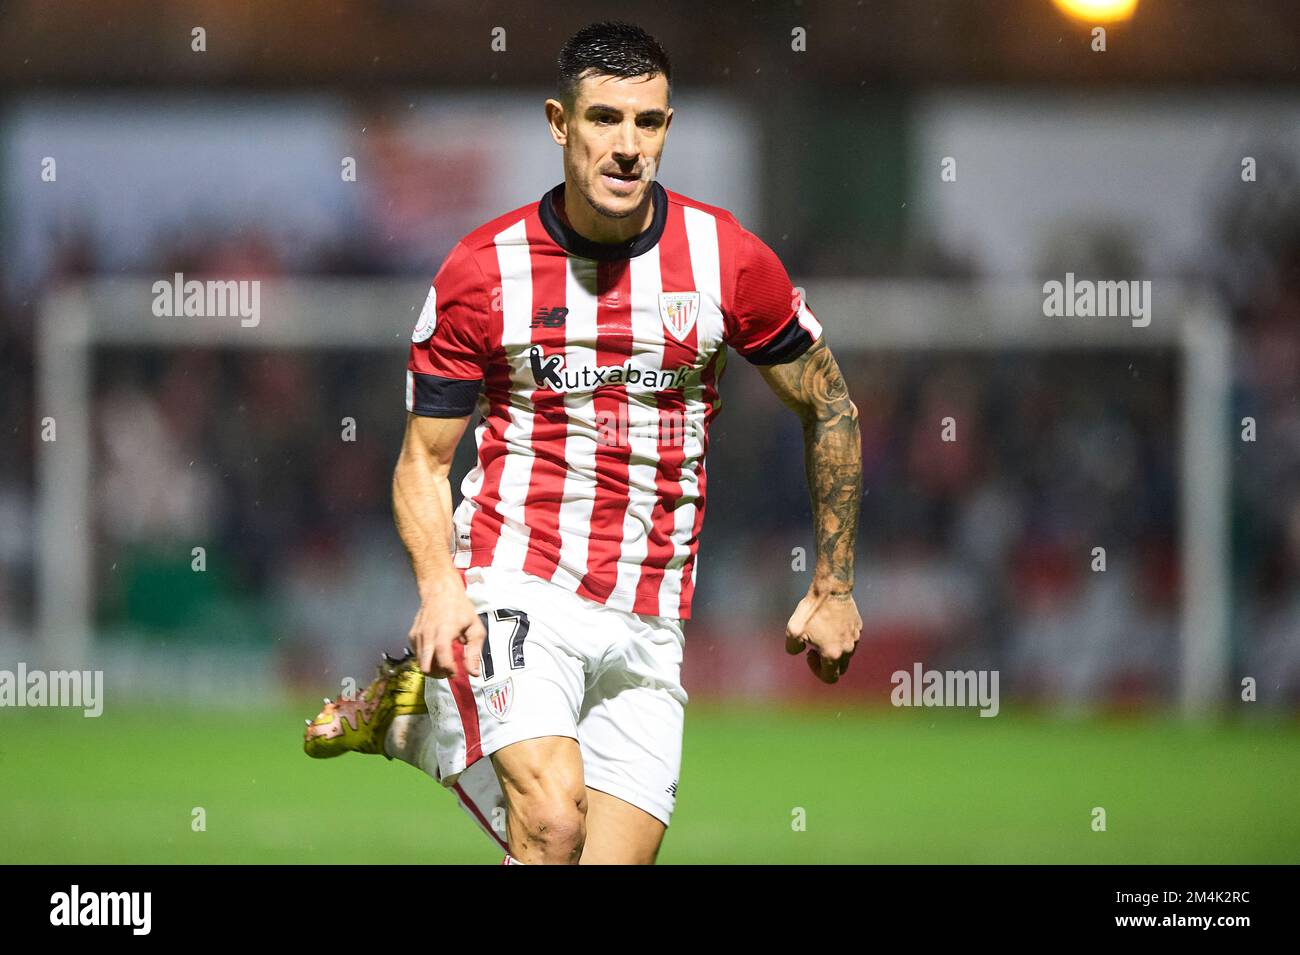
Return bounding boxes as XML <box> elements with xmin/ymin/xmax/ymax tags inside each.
<box><xmin>558</xmin><ymin>72</ymin><xmax>672</xmax><ymax>220</ymax></box>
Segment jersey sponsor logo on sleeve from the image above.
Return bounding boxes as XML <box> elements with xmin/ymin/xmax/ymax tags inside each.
<box><xmin>658</xmin><ymin>291</ymin><xmax>700</xmax><ymax>342</ymax></box>
<box><xmin>412</xmin><ymin>286</ymin><xmax>437</xmax><ymax>342</ymax></box>
<box><xmin>796</xmin><ymin>299</ymin><xmax>823</xmax><ymax>339</ymax></box>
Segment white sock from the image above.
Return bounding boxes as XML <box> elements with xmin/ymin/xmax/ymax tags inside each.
<box><xmin>383</xmin><ymin>713</ymin><xmax>432</xmax><ymax>768</ymax></box>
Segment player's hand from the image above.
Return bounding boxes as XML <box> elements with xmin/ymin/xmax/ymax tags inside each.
<box><xmin>408</xmin><ymin>574</ymin><xmax>487</xmax><ymax>680</ymax></box>
<box><xmin>784</xmin><ymin>586</ymin><xmax>862</xmax><ymax>684</ymax></box>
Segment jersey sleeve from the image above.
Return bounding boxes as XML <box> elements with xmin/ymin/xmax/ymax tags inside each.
<box><xmin>406</xmin><ymin>242</ymin><xmax>490</xmax><ymax>417</ymax></box>
<box><xmin>724</xmin><ymin>228</ymin><xmax>824</xmax><ymax>365</ymax></box>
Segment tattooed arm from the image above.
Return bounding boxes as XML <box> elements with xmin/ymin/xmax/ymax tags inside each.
<box><xmin>758</xmin><ymin>338</ymin><xmax>863</xmax><ymax>683</ymax></box>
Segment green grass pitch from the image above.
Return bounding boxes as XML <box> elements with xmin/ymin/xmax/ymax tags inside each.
<box><xmin>2</xmin><ymin>703</ymin><xmax>1297</xmax><ymax>863</ymax></box>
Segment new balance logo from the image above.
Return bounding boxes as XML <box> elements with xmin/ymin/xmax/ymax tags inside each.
<box><xmin>530</xmin><ymin>306</ymin><xmax>568</xmax><ymax>329</ymax></box>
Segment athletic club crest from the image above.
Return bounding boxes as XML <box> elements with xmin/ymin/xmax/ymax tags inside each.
<box><xmin>484</xmin><ymin>678</ymin><xmax>514</xmax><ymax>722</ymax></box>
<box><xmin>657</xmin><ymin>291</ymin><xmax>700</xmax><ymax>341</ymax></box>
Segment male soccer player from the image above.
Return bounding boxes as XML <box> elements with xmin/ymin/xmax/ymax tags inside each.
<box><xmin>304</xmin><ymin>21</ymin><xmax>863</xmax><ymax>864</ymax></box>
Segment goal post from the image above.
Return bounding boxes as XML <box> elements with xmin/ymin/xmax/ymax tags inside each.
<box><xmin>35</xmin><ymin>278</ymin><xmax>1232</xmax><ymax>714</ymax></box>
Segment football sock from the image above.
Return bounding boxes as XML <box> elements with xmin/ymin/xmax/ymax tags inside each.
<box><xmin>383</xmin><ymin>712</ymin><xmax>432</xmax><ymax>766</ymax></box>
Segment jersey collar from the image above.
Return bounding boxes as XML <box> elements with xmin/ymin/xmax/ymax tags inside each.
<box><xmin>539</xmin><ymin>180</ymin><xmax>668</xmax><ymax>261</ymax></box>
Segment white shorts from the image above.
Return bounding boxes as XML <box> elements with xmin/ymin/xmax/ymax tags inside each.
<box><xmin>420</xmin><ymin>564</ymin><xmax>688</xmax><ymax>847</ymax></box>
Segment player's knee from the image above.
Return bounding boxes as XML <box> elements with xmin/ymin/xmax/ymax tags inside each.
<box><xmin>512</xmin><ymin>789</ymin><xmax>587</xmax><ymax>863</ymax></box>
<box><xmin>498</xmin><ymin>754</ymin><xmax>588</xmax><ymax>863</ymax></box>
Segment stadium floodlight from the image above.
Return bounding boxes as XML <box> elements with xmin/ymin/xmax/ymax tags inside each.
<box><xmin>36</xmin><ymin>278</ymin><xmax>1230</xmax><ymax>715</ymax></box>
<box><xmin>1052</xmin><ymin>0</ymin><xmax>1139</xmax><ymax>24</ymax></box>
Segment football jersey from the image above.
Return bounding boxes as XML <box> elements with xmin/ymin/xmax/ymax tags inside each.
<box><xmin>406</xmin><ymin>180</ymin><xmax>823</xmax><ymax>620</ymax></box>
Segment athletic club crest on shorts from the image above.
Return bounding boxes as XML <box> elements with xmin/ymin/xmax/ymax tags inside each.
<box><xmin>484</xmin><ymin>678</ymin><xmax>514</xmax><ymax>722</ymax></box>
<box><xmin>657</xmin><ymin>291</ymin><xmax>700</xmax><ymax>342</ymax></box>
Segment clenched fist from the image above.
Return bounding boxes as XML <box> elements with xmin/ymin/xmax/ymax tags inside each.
<box><xmin>785</xmin><ymin>587</ymin><xmax>862</xmax><ymax>684</ymax></box>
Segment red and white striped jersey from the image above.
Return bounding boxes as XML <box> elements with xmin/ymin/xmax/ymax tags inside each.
<box><xmin>406</xmin><ymin>181</ymin><xmax>823</xmax><ymax>620</ymax></box>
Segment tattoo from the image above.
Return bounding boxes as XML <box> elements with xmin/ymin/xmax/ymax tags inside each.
<box><xmin>759</xmin><ymin>339</ymin><xmax>862</xmax><ymax>590</ymax></box>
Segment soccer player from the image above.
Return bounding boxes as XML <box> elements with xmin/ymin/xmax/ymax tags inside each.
<box><xmin>304</xmin><ymin>20</ymin><xmax>863</xmax><ymax>864</ymax></box>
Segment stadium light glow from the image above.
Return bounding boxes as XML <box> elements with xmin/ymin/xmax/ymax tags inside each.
<box><xmin>1051</xmin><ymin>0</ymin><xmax>1139</xmax><ymax>23</ymax></box>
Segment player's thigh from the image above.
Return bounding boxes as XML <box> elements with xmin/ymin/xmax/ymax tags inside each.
<box><xmin>580</xmin><ymin>788</ymin><xmax>666</xmax><ymax>864</ymax></box>
<box><xmin>490</xmin><ymin>735</ymin><xmax>588</xmax><ymax>850</ymax></box>
<box><xmin>426</xmin><ymin>567</ymin><xmax>587</xmax><ymax>785</ymax></box>
<box><xmin>577</xmin><ymin>661</ymin><xmax>686</xmax><ymax>841</ymax></box>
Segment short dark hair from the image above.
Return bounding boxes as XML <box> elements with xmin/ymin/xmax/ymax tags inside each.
<box><xmin>557</xmin><ymin>21</ymin><xmax>671</xmax><ymax>110</ymax></box>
